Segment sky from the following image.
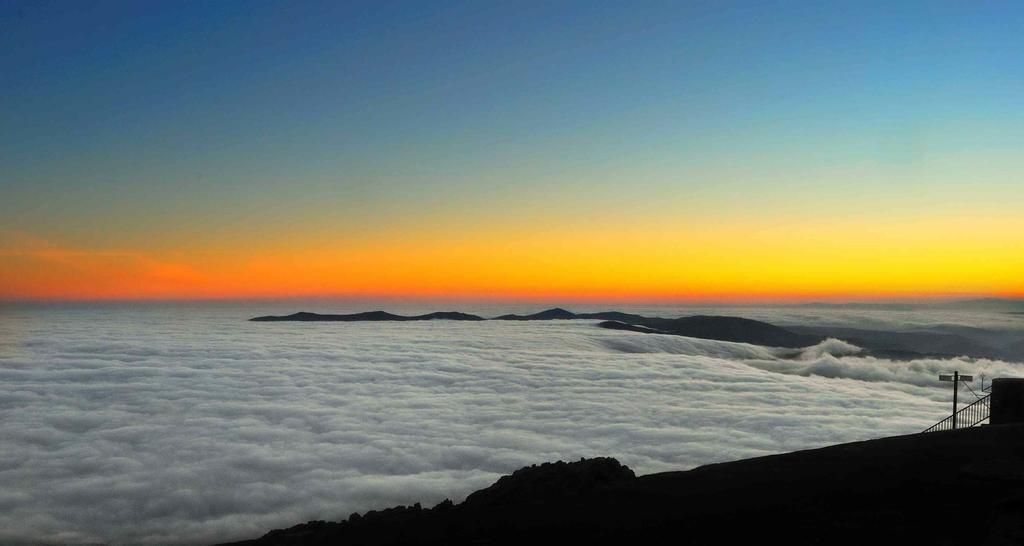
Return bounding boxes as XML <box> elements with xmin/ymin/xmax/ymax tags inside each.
<box><xmin>2</xmin><ymin>0</ymin><xmax>1023</xmax><ymax>302</ymax></box>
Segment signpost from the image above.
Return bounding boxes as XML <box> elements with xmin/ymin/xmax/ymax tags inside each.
<box><xmin>939</xmin><ymin>371</ymin><xmax>973</xmax><ymax>429</ymax></box>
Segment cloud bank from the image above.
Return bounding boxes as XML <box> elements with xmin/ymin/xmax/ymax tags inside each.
<box><xmin>0</xmin><ymin>304</ymin><xmax>1021</xmax><ymax>544</ymax></box>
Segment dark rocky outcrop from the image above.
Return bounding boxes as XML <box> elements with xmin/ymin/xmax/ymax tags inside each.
<box><xmin>216</xmin><ymin>424</ymin><xmax>1024</xmax><ymax>546</ymax></box>
<box><xmin>462</xmin><ymin>458</ymin><xmax>634</xmax><ymax>507</ymax></box>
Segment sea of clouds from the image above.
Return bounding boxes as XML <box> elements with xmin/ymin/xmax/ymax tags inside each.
<box><xmin>0</xmin><ymin>302</ymin><xmax>1022</xmax><ymax>545</ymax></box>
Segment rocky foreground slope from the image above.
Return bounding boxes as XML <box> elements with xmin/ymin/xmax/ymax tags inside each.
<box><xmin>218</xmin><ymin>424</ymin><xmax>1024</xmax><ymax>545</ymax></box>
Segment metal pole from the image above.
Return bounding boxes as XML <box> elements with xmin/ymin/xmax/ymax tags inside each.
<box><xmin>952</xmin><ymin>370</ymin><xmax>959</xmax><ymax>430</ymax></box>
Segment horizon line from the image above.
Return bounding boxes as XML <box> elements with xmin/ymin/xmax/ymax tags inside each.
<box><xmin>3</xmin><ymin>292</ymin><xmax>1022</xmax><ymax>307</ymax></box>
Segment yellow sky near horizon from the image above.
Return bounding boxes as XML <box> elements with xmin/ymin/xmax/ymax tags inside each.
<box><xmin>5</xmin><ymin>2</ymin><xmax>1024</xmax><ymax>304</ymax></box>
<box><xmin>3</xmin><ymin>207</ymin><xmax>1021</xmax><ymax>302</ymax></box>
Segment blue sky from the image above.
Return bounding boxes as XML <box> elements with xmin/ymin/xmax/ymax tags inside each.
<box><xmin>2</xmin><ymin>1</ymin><xmax>1023</xmax><ymax>300</ymax></box>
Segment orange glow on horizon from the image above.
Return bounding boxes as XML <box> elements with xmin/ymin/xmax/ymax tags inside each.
<box><xmin>2</xmin><ymin>210</ymin><xmax>1022</xmax><ymax>303</ymax></box>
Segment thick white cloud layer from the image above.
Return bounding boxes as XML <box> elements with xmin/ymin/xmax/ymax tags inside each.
<box><xmin>0</xmin><ymin>304</ymin><xmax>1021</xmax><ymax>545</ymax></box>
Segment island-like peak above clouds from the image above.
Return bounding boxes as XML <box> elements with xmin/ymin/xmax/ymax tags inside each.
<box><xmin>599</xmin><ymin>315</ymin><xmax>820</xmax><ymax>348</ymax></box>
<box><xmin>251</xmin><ymin>311</ymin><xmax>486</xmax><ymax>322</ymax></box>
<box><xmin>250</xmin><ymin>308</ymin><xmax>822</xmax><ymax>348</ymax></box>
<box><xmin>248</xmin><ymin>308</ymin><xmax>1024</xmax><ymax>360</ymax></box>
<box><xmin>493</xmin><ymin>308</ymin><xmax>579</xmax><ymax>320</ymax></box>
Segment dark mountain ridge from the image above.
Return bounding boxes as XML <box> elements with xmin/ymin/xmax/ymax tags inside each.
<box><xmin>250</xmin><ymin>308</ymin><xmax>1024</xmax><ymax>359</ymax></box>
<box><xmin>251</xmin><ymin>311</ymin><xmax>485</xmax><ymax>322</ymax></box>
<box><xmin>600</xmin><ymin>314</ymin><xmax>820</xmax><ymax>348</ymax></box>
<box><xmin>789</xmin><ymin>325</ymin><xmax>1024</xmax><ymax>361</ymax></box>
<box><xmin>494</xmin><ymin>307</ymin><xmax>579</xmax><ymax>320</ymax></box>
<box><xmin>217</xmin><ymin>424</ymin><xmax>1024</xmax><ymax>546</ymax></box>
<box><xmin>252</xmin><ymin>308</ymin><xmax>659</xmax><ymax>323</ymax></box>
<box><xmin>252</xmin><ymin>308</ymin><xmax>821</xmax><ymax>348</ymax></box>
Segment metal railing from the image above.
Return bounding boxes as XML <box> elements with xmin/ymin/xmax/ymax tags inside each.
<box><xmin>922</xmin><ymin>394</ymin><xmax>990</xmax><ymax>433</ymax></box>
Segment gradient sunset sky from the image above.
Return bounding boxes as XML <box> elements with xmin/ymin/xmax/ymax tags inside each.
<box><xmin>2</xmin><ymin>1</ymin><xmax>1022</xmax><ymax>302</ymax></box>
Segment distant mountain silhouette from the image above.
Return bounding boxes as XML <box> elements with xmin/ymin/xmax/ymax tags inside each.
<box><xmin>248</xmin><ymin>308</ymin><xmax>1024</xmax><ymax>360</ymax></box>
<box><xmin>217</xmin><ymin>424</ymin><xmax>1024</xmax><ymax>546</ymax></box>
<box><xmin>788</xmin><ymin>325</ymin><xmax>1024</xmax><ymax>360</ymax></box>
<box><xmin>495</xmin><ymin>308</ymin><xmax>659</xmax><ymax>322</ymax></box>
<box><xmin>251</xmin><ymin>311</ymin><xmax>485</xmax><ymax>322</ymax></box>
<box><xmin>1006</xmin><ymin>338</ymin><xmax>1024</xmax><ymax>360</ymax></box>
<box><xmin>250</xmin><ymin>308</ymin><xmax>1024</xmax><ymax>360</ymax></box>
<box><xmin>252</xmin><ymin>308</ymin><xmax>819</xmax><ymax>348</ymax></box>
<box><xmin>575</xmin><ymin>311</ymin><xmax>649</xmax><ymax>322</ymax></box>
<box><xmin>598</xmin><ymin>315</ymin><xmax>820</xmax><ymax>348</ymax></box>
<box><xmin>494</xmin><ymin>308</ymin><xmax>579</xmax><ymax>320</ymax></box>
<box><xmin>596</xmin><ymin>320</ymin><xmax>663</xmax><ymax>334</ymax></box>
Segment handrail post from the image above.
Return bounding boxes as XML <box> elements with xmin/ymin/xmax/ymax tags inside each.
<box><xmin>923</xmin><ymin>393</ymin><xmax>991</xmax><ymax>433</ymax></box>
<box><xmin>952</xmin><ymin>371</ymin><xmax>959</xmax><ymax>430</ymax></box>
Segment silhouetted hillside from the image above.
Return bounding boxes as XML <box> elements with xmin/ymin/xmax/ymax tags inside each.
<box><xmin>251</xmin><ymin>311</ymin><xmax>485</xmax><ymax>322</ymax></box>
<box><xmin>217</xmin><ymin>424</ymin><xmax>1024</xmax><ymax>546</ymax></box>
<box><xmin>252</xmin><ymin>309</ymin><xmax>819</xmax><ymax>348</ymax></box>
<box><xmin>596</xmin><ymin>320</ymin><xmax>663</xmax><ymax>334</ymax></box>
<box><xmin>576</xmin><ymin>310</ymin><xmax>649</xmax><ymax>322</ymax></box>
<box><xmin>494</xmin><ymin>308</ymin><xmax>578</xmax><ymax>320</ymax></box>
<box><xmin>789</xmin><ymin>325</ymin><xmax>1024</xmax><ymax>360</ymax></box>
<box><xmin>1006</xmin><ymin>339</ymin><xmax>1024</xmax><ymax>360</ymax></box>
<box><xmin>605</xmin><ymin>314</ymin><xmax>821</xmax><ymax>348</ymax></box>
<box><xmin>249</xmin><ymin>308</ymin><xmax>1024</xmax><ymax>360</ymax></box>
